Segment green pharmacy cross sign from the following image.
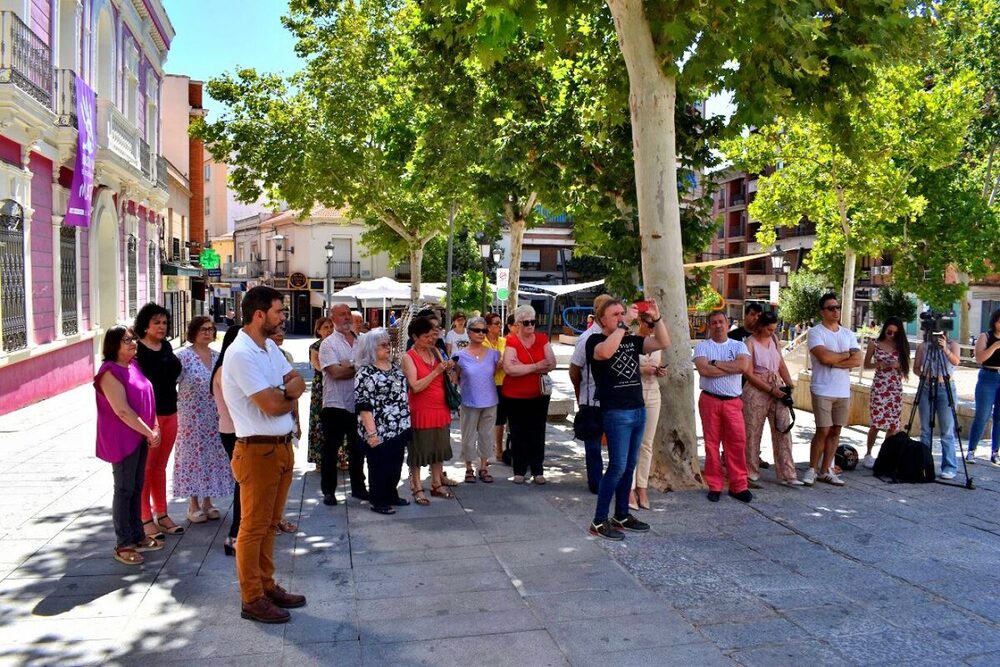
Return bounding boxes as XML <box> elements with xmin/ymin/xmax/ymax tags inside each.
<box><xmin>199</xmin><ymin>248</ymin><xmax>220</xmax><ymax>269</ymax></box>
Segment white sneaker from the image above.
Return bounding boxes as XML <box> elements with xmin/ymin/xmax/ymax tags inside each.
<box><xmin>802</xmin><ymin>468</ymin><xmax>817</xmax><ymax>486</ymax></box>
<box><xmin>862</xmin><ymin>454</ymin><xmax>876</xmax><ymax>469</ymax></box>
<box><xmin>965</xmin><ymin>451</ymin><xmax>976</xmax><ymax>464</ymax></box>
<box><xmin>782</xmin><ymin>479</ymin><xmax>805</xmax><ymax>486</ymax></box>
<box><xmin>939</xmin><ymin>471</ymin><xmax>956</xmax><ymax>480</ymax></box>
<box><xmin>819</xmin><ymin>472</ymin><xmax>846</xmax><ymax>486</ymax></box>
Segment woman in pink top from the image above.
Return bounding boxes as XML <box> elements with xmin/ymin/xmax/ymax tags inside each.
<box><xmin>95</xmin><ymin>326</ymin><xmax>164</xmax><ymax>565</ymax></box>
<box><xmin>741</xmin><ymin>312</ymin><xmax>800</xmax><ymax>486</ymax></box>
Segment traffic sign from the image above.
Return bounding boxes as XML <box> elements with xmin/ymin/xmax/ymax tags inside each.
<box><xmin>496</xmin><ymin>268</ymin><xmax>510</xmax><ymax>301</ymax></box>
<box><xmin>497</xmin><ymin>287</ymin><xmax>509</xmax><ymax>301</ymax></box>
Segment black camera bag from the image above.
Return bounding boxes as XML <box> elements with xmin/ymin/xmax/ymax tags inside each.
<box><xmin>873</xmin><ymin>431</ymin><xmax>935</xmax><ymax>483</ymax></box>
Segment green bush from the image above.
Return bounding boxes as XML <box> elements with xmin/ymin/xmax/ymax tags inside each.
<box><xmin>778</xmin><ymin>272</ymin><xmax>830</xmax><ymax>326</ymax></box>
<box><xmin>871</xmin><ymin>284</ymin><xmax>917</xmax><ymax>324</ymax></box>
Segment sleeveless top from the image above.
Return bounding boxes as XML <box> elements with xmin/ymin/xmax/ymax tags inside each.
<box><xmin>983</xmin><ymin>332</ymin><xmax>1000</xmax><ymax>367</ymax></box>
<box><xmin>747</xmin><ymin>336</ymin><xmax>781</xmax><ymax>375</ymax></box>
<box><xmin>406</xmin><ymin>348</ymin><xmax>452</xmax><ymax>429</ymax></box>
<box><xmin>94</xmin><ymin>360</ymin><xmax>156</xmax><ymax>464</ymax></box>
<box><xmin>501</xmin><ymin>333</ymin><xmax>550</xmax><ymax>399</ymax></box>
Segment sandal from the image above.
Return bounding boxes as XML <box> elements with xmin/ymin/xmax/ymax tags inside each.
<box><xmin>276</xmin><ymin>519</ymin><xmax>298</xmax><ymax>534</ymax></box>
<box><xmin>430</xmin><ymin>484</ymin><xmax>454</xmax><ymax>499</ymax></box>
<box><xmin>412</xmin><ymin>487</ymin><xmax>430</xmax><ymax>506</ymax></box>
<box><xmin>202</xmin><ymin>505</ymin><xmax>221</xmax><ymax>521</ymax></box>
<box><xmin>135</xmin><ymin>536</ymin><xmax>164</xmax><ymax>552</ymax></box>
<box><xmin>186</xmin><ymin>508</ymin><xmax>207</xmax><ymax>524</ymax></box>
<box><xmin>113</xmin><ymin>546</ymin><xmax>144</xmax><ymax>566</ymax></box>
<box><xmin>464</xmin><ymin>469</ymin><xmax>477</xmax><ymax>483</ymax></box>
<box><xmin>154</xmin><ymin>514</ymin><xmax>186</xmax><ymax>535</ymax></box>
<box><xmin>478</xmin><ymin>469</ymin><xmax>493</xmax><ymax>483</ymax></box>
<box><xmin>143</xmin><ymin>519</ymin><xmax>164</xmax><ymax>541</ymax></box>
<box><xmin>440</xmin><ymin>472</ymin><xmax>460</xmax><ymax>487</ymax></box>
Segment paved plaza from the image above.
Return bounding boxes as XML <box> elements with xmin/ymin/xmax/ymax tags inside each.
<box><xmin>1</xmin><ymin>337</ymin><xmax>1000</xmax><ymax>666</ymax></box>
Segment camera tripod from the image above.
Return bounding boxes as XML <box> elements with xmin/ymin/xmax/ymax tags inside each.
<box><xmin>904</xmin><ymin>330</ymin><xmax>974</xmax><ymax>490</ymax></box>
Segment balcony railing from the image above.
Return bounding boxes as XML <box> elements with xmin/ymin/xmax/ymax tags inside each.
<box><xmin>139</xmin><ymin>139</ymin><xmax>151</xmax><ymax>179</ymax></box>
<box><xmin>53</xmin><ymin>68</ymin><xmax>76</xmax><ymax>127</ymax></box>
<box><xmin>274</xmin><ymin>260</ymin><xmax>288</xmax><ymax>278</ymax></box>
<box><xmin>156</xmin><ymin>155</ymin><xmax>168</xmax><ymax>189</ymax></box>
<box><xmin>0</xmin><ymin>11</ymin><xmax>52</xmax><ymax>108</ymax></box>
<box><xmin>96</xmin><ymin>97</ymin><xmax>140</xmax><ymax>169</ymax></box>
<box><xmin>328</xmin><ymin>261</ymin><xmax>360</xmax><ymax>278</ymax></box>
<box><xmin>223</xmin><ymin>261</ymin><xmax>264</xmax><ymax>278</ymax></box>
<box><xmin>731</xmin><ymin>196</ymin><xmax>746</xmax><ymax>206</ymax></box>
<box><xmin>395</xmin><ymin>262</ymin><xmax>411</xmax><ymax>280</ymax></box>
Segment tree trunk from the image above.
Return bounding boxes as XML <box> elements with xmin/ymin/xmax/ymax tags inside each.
<box><xmin>409</xmin><ymin>243</ymin><xmax>424</xmax><ymax>305</ymax></box>
<box><xmin>840</xmin><ymin>248</ymin><xmax>857</xmax><ymax>329</ymax></box>
<box><xmin>608</xmin><ymin>0</ymin><xmax>702</xmax><ymax>491</ymax></box>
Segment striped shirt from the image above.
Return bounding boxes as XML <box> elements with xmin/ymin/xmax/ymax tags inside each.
<box><xmin>693</xmin><ymin>338</ymin><xmax>749</xmax><ymax>397</ymax></box>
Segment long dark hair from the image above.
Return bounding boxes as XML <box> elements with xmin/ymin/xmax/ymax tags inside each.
<box><xmin>209</xmin><ymin>326</ymin><xmax>241</xmax><ymax>395</ymax></box>
<box><xmin>989</xmin><ymin>308</ymin><xmax>1000</xmax><ymax>335</ymax></box>
<box><xmin>878</xmin><ymin>316</ymin><xmax>910</xmax><ymax>377</ymax></box>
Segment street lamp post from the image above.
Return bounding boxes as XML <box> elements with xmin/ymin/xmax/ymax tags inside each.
<box><xmin>325</xmin><ymin>240</ymin><xmax>335</xmax><ymax>314</ymax></box>
<box><xmin>478</xmin><ymin>234</ymin><xmax>492</xmax><ymax>315</ymax></box>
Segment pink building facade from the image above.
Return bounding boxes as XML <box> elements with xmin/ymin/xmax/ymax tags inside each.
<box><xmin>0</xmin><ymin>0</ymin><xmax>173</xmax><ymax>415</ymax></box>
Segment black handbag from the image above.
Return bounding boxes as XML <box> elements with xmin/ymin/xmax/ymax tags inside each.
<box><xmin>436</xmin><ymin>349</ymin><xmax>462</xmax><ymax>410</ymax></box>
<box><xmin>573</xmin><ymin>404</ymin><xmax>604</xmax><ymax>440</ymax></box>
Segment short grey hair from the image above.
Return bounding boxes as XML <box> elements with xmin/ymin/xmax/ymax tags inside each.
<box><xmin>467</xmin><ymin>316</ymin><xmax>487</xmax><ymax>330</ymax></box>
<box><xmin>355</xmin><ymin>327</ymin><xmax>390</xmax><ymax>367</ymax></box>
<box><xmin>513</xmin><ymin>305</ymin><xmax>535</xmax><ymax>323</ymax></box>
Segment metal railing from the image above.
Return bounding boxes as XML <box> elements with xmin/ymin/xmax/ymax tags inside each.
<box><xmin>0</xmin><ymin>11</ymin><xmax>52</xmax><ymax>108</ymax></box>
<box><xmin>0</xmin><ymin>205</ymin><xmax>27</xmax><ymax>352</ymax></box>
<box><xmin>139</xmin><ymin>139</ymin><xmax>151</xmax><ymax>179</ymax></box>
<box><xmin>53</xmin><ymin>68</ymin><xmax>76</xmax><ymax>127</ymax></box>
<box><xmin>60</xmin><ymin>226</ymin><xmax>78</xmax><ymax>336</ymax></box>
<box><xmin>330</xmin><ymin>260</ymin><xmax>360</xmax><ymax>278</ymax></box>
<box><xmin>96</xmin><ymin>97</ymin><xmax>139</xmax><ymax>168</ymax></box>
<box><xmin>223</xmin><ymin>260</ymin><xmax>264</xmax><ymax>278</ymax></box>
<box><xmin>156</xmin><ymin>155</ymin><xmax>168</xmax><ymax>189</ymax></box>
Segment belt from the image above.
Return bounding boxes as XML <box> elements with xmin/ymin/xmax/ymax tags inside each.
<box><xmin>237</xmin><ymin>433</ymin><xmax>293</xmax><ymax>445</ymax></box>
<box><xmin>703</xmin><ymin>391</ymin><xmax>740</xmax><ymax>401</ymax></box>
<box><xmin>982</xmin><ymin>367</ymin><xmax>1000</xmax><ymax>374</ymax></box>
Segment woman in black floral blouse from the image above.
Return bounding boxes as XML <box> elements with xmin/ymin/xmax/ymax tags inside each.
<box><xmin>354</xmin><ymin>327</ymin><xmax>412</xmax><ymax>514</ymax></box>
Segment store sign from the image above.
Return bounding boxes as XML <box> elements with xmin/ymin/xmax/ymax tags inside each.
<box><xmin>199</xmin><ymin>248</ymin><xmax>220</xmax><ymax>269</ymax></box>
<box><xmin>289</xmin><ymin>272</ymin><xmax>308</xmax><ymax>289</ymax></box>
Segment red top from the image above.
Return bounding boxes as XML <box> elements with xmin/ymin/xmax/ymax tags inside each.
<box><xmin>406</xmin><ymin>347</ymin><xmax>452</xmax><ymax>429</ymax></box>
<box><xmin>501</xmin><ymin>333</ymin><xmax>550</xmax><ymax>399</ymax></box>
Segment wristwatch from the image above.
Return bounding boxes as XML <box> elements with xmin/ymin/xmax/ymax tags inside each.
<box><xmin>278</xmin><ymin>383</ymin><xmax>290</xmax><ymax>400</ymax></box>
<box><xmin>710</xmin><ymin>359</ymin><xmax>717</xmax><ymax>367</ymax></box>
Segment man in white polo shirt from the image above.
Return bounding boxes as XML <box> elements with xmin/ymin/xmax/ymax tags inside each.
<box><xmin>693</xmin><ymin>311</ymin><xmax>753</xmax><ymax>503</ymax></box>
<box><xmin>223</xmin><ymin>286</ymin><xmax>306</xmax><ymax>624</ymax></box>
<box><xmin>805</xmin><ymin>293</ymin><xmax>863</xmax><ymax>487</ymax></box>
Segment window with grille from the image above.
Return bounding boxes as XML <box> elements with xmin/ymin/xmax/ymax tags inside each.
<box><xmin>60</xmin><ymin>226</ymin><xmax>78</xmax><ymax>336</ymax></box>
<box><xmin>147</xmin><ymin>242</ymin><xmax>156</xmax><ymax>303</ymax></box>
<box><xmin>0</xmin><ymin>200</ymin><xmax>27</xmax><ymax>352</ymax></box>
<box><xmin>127</xmin><ymin>234</ymin><xmax>138</xmax><ymax>317</ymax></box>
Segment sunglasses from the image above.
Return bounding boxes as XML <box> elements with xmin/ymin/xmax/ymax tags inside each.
<box><xmin>824</xmin><ymin>305</ymin><xmax>842</xmax><ymax>311</ymax></box>
<box><xmin>520</xmin><ymin>320</ymin><xmax>537</xmax><ymax>327</ymax></box>
<box><xmin>468</xmin><ymin>327</ymin><xmax>488</xmax><ymax>334</ymax></box>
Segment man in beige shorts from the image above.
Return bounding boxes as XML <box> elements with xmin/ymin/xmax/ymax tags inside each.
<box><xmin>805</xmin><ymin>293</ymin><xmax>862</xmax><ymax>486</ymax></box>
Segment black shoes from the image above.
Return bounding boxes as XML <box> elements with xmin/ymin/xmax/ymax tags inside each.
<box><xmin>352</xmin><ymin>489</ymin><xmax>370</xmax><ymax>501</ymax></box>
<box><xmin>610</xmin><ymin>514</ymin><xmax>650</xmax><ymax>532</ymax></box>
<box><xmin>729</xmin><ymin>489</ymin><xmax>753</xmax><ymax>503</ymax></box>
<box><xmin>391</xmin><ymin>496</ymin><xmax>411</xmax><ymax>506</ymax></box>
<box><xmin>323</xmin><ymin>494</ymin><xmax>338</xmax><ymax>506</ymax></box>
<box><xmin>707</xmin><ymin>491</ymin><xmax>721</xmax><ymax>502</ymax></box>
<box><xmin>370</xmin><ymin>505</ymin><xmax>396</xmax><ymax>515</ymax></box>
<box><xmin>589</xmin><ymin>520</ymin><xmax>624</xmax><ymax>541</ymax></box>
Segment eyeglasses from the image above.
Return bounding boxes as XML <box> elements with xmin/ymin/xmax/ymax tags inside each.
<box><xmin>469</xmin><ymin>327</ymin><xmax>488</xmax><ymax>334</ymax></box>
<box><xmin>377</xmin><ymin>342</ymin><xmax>392</xmax><ymax>349</ymax></box>
<box><xmin>824</xmin><ymin>305</ymin><xmax>842</xmax><ymax>311</ymax></box>
<box><xmin>520</xmin><ymin>320</ymin><xmax>537</xmax><ymax>327</ymax></box>
<box><xmin>199</xmin><ymin>326</ymin><xmax>217</xmax><ymax>333</ymax></box>
<box><xmin>122</xmin><ymin>336</ymin><xmax>137</xmax><ymax>344</ymax></box>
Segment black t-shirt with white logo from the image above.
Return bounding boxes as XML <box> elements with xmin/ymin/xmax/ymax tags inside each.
<box><xmin>585</xmin><ymin>333</ymin><xmax>645</xmax><ymax>410</ymax></box>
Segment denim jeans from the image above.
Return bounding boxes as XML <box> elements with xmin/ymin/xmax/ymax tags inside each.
<box><xmin>594</xmin><ymin>408</ymin><xmax>645</xmax><ymax>524</ymax></box>
<box><xmin>111</xmin><ymin>441</ymin><xmax>148</xmax><ymax>548</ymax></box>
<box><xmin>967</xmin><ymin>369</ymin><xmax>1000</xmax><ymax>455</ymax></box>
<box><xmin>918</xmin><ymin>380</ymin><xmax>958</xmax><ymax>475</ymax></box>
<box><xmin>584</xmin><ymin>435</ymin><xmax>604</xmax><ymax>493</ymax></box>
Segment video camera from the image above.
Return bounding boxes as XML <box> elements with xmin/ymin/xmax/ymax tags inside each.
<box><xmin>919</xmin><ymin>309</ymin><xmax>954</xmax><ymax>334</ymax></box>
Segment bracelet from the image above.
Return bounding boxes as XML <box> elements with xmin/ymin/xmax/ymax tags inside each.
<box><xmin>366</xmin><ymin>431</ymin><xmax>377</xmax><ymax>438</ymax></box>
<box><xmin>650</xmin><ymin>316</ymin><xmax>662</xmax><ymax>324</ymax></box>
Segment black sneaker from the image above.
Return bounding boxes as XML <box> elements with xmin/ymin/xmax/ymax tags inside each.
<box><xmin>588</xmin><ymin>520</ymin><xmax>624</xmax><ymax>541</ymax></box>
<box><xmin>610</xmin><ymin>514</ymin><xmax>650</xmax><ymax>533</ymax></box>
<box><xmin>323</xmin><ymin>494</ymin><xmax>338</xmax><ymax>506</ymax></box>
<box><xmin>707</xmin><ymin>491</ymin><xmax>721</xmax><ymax>502</ymax></box>
<box><xmin>729</xmin><ymin>489</ymin><xmax>753</xmax><ymax>503</ymax></box>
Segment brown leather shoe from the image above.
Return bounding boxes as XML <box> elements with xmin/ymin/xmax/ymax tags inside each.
<box><xmin>266</xmin><ymin>584</ymin><xmax>306</xmax><ymax>609</ymax></box>
<box><xmin>240</xmin><ymin>597</ymin><xmax>290</xmax><ymax>624</ymax></box>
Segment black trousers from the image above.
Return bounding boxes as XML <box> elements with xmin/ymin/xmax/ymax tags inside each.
<box><xmin>112</xmin><ymin>441</ymin><xmax>148</xmax><ymax>548</ymax></box>
<box><xmin>220</xmin><ymin>432</ymin><xmax>240</xmax><ymax>539</ymax></box>
<box><xmin>321</xmin><ymin>407</ymin><xmax>366</xmax><ymax>497</ymax></box>
<box><xmin>505</xmin><ymin>395</ymin><xmax>551</xmax><ymax>477</ymax></box>
<box><xmin>366</xmin><ymin>431</ymin><xmax>408</xmax><ymax>508</ymax></box>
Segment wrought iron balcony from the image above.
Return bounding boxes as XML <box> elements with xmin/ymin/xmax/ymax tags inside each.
<box><xmin>0</xmin><ymin>11</ymin><xmax>52</xmax><ymax>108</ymax></box>
<box><xmin>96</xmin><ymin>98</ymin><xmax>140</xmax><ymax>169</ymax></box>
<box><xmin>328</xmin><ymin>260</ymin><xmax>360</xmax><ymax>279</ymax></box>
<box><xmin>53</xmin><ymin>68</ymin><xmax>76</xmax><ymax>127</ymax></box>
<box><xmin>223</xmin><ymin>261</ymin><xmax>264</xmax><ymax>278</ymax></box>
<box><xmin>156</xmin><ymin>155</ymin><xmax>168</xmax><ymax>189</ymax></box>
<box><xmin>140</xmin><ymin>139</ymin><xmax>151</xmax><ymax>179</ymax></box>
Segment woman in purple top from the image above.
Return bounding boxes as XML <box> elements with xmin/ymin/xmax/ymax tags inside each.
<box><xmin>95</xmin><ymin>326</ymin><xmax>164</xmax><ymax>566</ymax></box>
<box><xmin>454</xmin><ymin>317</ymin><xmax>501</xmax><ymax>483</ymax></box>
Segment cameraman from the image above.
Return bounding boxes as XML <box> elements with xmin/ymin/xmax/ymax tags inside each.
<box><xmin>914</xmin><ymin>329</ymin><xmax>961</xmax><ymax>480</ymax></box>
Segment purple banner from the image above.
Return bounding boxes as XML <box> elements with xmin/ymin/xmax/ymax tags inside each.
<box><xmin>65</xmin><ymin>76</ymin><xmax>96</xmax><ymax>227</ymax></box>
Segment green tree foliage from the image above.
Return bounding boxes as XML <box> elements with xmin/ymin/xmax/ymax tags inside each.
<box><xmin>871</xmin><ymin>284</ymin><xmax>918</xmax><ymax>325</ymax></box>
<box><xmin>778</xmin><ymin>271</ymin><xmax>831</xmax><ymax>327</ymax></box>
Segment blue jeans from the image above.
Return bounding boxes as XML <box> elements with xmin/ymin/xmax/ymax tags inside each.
<box><xmin>918</xmin><ymin>381</ymin><xmax>958</xmax><ymax>475</ymax></box>
<box><xmin>594</xmin><ymin>408</ymin><xmax>645</xmax><ymax>524</ymax></box>
<box><xmin>967</xmin><ymin>369</ymin><xmax>1000</xmax><ymax>455</ymax></box>
<box><xmin>584</xmin><ymin>435</ymin><xmax>604</xmax><ymax>492</ymax></box>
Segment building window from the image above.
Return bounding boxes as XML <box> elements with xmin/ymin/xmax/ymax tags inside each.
<box><xmin>148</xmin><ymin>242</ymin><xmax>156</xmax><ymax>303</ymax></box>
<box><xmin>127</xmin><ymin>234</ymin><xmax>138</xmax><ymax>318</ymax></box>
<box><xmin>204</xmin><ymin>164</ymin><xmax>211</xmax><ymax>181</ymax></box>
<box><xmin>0</xmin><ymin>200</ymin><xmax>27</xmax><ymax>352</ymax></box>
<box><xmin>205</xmin><ymin>197</ymin><xmax>210</xmax><ymax>216</ymax></box>
<box><xmin>60</xmin><ymin>226</ymin><xmax>78</xmax><ymax>336</ymax></box>
<box><xmin>172</xmin><ymin>237</ymin><xmax>181</xmax><ymax>261</ymax></box>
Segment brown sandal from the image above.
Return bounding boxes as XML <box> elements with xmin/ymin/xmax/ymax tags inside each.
<box><xmin>135</xmin><ymin>536</ymin><xmax>164</xmax><ymax>552</ymax></box>
<box><xmin>430</xmin><ymin>484</ymin><xmax>454</xmax><ymax>499</ymax></box>
<box><xmin>154</xmin><ymin>514</ymin><xmax>185</xmax><ymax>535</ymax></box>
<box><xmin>276</xmin><ymin>519</ymin><xmax>298</xmax><ymax>534</ymax></box>
<box><xmin>464</xmin><ymin>469</ymin><xmax>477</xmax><ymax>483</ymax></box>
<box><xmin>439</xmin><ymin>473</ymin><xmax>460</xmax><ymax>487</ymax></box>
<box><xmin>412</xmin><ymin>487</ymin><xmax>430</xmax><ymax>506</ymax></box>
<box><xmin>113</xmin><ymin>546</ymin><xmax>144</xmax><ymax>565</ymax></box>
<box><xmin>478</xmin><ymin>469</ymin><xmax>493</xmax><ymax>483</ymax></box>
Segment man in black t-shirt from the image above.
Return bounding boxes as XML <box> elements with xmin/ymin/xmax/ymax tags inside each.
<box><xmin>728</xmin><ymin>302</ymin><xmax>763</xmax><ymax>343</ymax></box>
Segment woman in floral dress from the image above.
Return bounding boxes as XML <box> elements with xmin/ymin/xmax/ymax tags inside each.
<box><xmin>863</xmin><ymin>317</ymin><xmax>910</xmax><ymax>468</ymax></box>
<box><xmin>308</xmin><ymin>317</ymin><xmax>334</xmax><ymax>470</ymax></box>
<box><xmin>173</xmin><ymin>316</ymin><xmax>233</xmax><ymax>523</ymax></box>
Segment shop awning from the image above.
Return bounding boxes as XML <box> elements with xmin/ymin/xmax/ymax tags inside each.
<box><xmin>683</xmin><ymin>252</ymin><xmax>770</xmax><ymax>269</ymax></box>
<box><xmin>161</xmin><ymin>262</ymin><xmax>204</xmax><ymax>277</ymax></box>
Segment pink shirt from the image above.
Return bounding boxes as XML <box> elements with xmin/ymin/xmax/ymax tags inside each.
<box><xmin>94</xmin><ymin>361</ymin><xmax>156</xmax><ymax>464</ymax></box>
<box><xmin>747</xmin><ymin>336</ymin><xmax>782</xmax><ymax>375</ymax></box>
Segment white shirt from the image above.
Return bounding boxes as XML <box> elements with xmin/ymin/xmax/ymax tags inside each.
<box><xmin>808</xmin><ymin>323</ymin><xmax>859</xmax><ymax>398</ymax></box>
<box><xmin>319</xmin><ymin>330</ymin><xmax>357</xmax><ymax>410</ymax></box>
<box><xmin>693</xmin><ymin>338</ymin><xmax>749</xmax><ymax>397</ymax></box>
<box><xmin>445</xmin><ymin>329</ymin><xmax>470</xmax><ymax>353</ymax></box>
<box><xmin>222</xmin><ymin>329</ymin><xmax>294</xmax><ymax>438</ymax></box>
<box><xmin>570</xmin><ymin>324</ymin><xmax>603</xmax><ymax>406</ymax></box>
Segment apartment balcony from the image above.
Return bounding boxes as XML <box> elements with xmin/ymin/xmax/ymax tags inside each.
<box><xmin>223</xmin><ymin>261</ymin><xmax>264</xmax><ymax>279</ymax></box>
<box><xmin>140</xmin><ymin>139</ymin><xmax>151</xmax><ymax>180</ymax></box>
<box><xmin>730</xmin><ymin>196</ymin><xmax>746</xmax><ymax>207</ymax></box>
<box><xmin>329</xmin><ymin>261</ymin><xmax>360</xmax><ymax>279</ymax></box>
<box><xmin>96</xmin><ymin>97</ymin><xmax>140</xmax><ymax>169</ymax></box>
<box><xmin>0</xmin><ymin>11</ymin><xmax>52</xmax><ymax>109</ymax></box>
<box><xmin>156</xmin><ymin>155</ymin><xmax>168</xmax><ymax>189</ymax></box>
<box><xmin>53</xmin><ymin>68</ymin><xmax>76</xmax><ymax>126</ymax></box>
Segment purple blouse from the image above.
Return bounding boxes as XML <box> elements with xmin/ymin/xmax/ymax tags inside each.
<box><xmin>94</xmin><ymin>360</ymin><xmax>156</xmax><ymax>464</ymax></box>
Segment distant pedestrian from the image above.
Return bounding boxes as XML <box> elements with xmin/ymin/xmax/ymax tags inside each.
<box><xmin>402</xmin><ymin>316</ymin><xmax>457</xmax><ymax>504</ymax></box>
<box><xmin>570</xmin><ymin>294</ymin><xmax>614</xmax><ymax>494</ymax></box>
<box><xmin>455</xmin><ymin>317</ymin><xmax>501</xmax><ymax>483</ymax></box>
<box><xmin>308</xmin><ymin>317</ymin><xmax>334</xmax><ymax>471</ymax></box>
<box><xmin>728</xmin><ymin>303</ymin><xmax>763</xmax><ymax>343</ymax></box>
<box><xmin>351</xmin><ymin>311</ymin><xmax>365</xmax><ymax>337</ymax></box>
<box><xmin>210</xmin><ymin>326</ymin><xmax>241</xmax><ymax>557</ymax></box>
<box><xmin>631</xmin><ymin>316</ymin><xmax>666</xmax><ymax>510</ymax></box>
<box><xmin>173</xmin><ymin>316</ymin><xmax>232</xmax><ymax>524</ymax></box>
<box><xmin>134</xmin><ymin>303</ymin><xmax>184</xmax><ymax>540</ymax></box>
<box><xmin>445</xmin><ymin>312</ymin><xmax>470</xmax><ymax>356</ymax></box>
<box><xmin>502</xmin><ymin>306</ymin><xmax>557</xmax><ymax>484</ymax></box>
<box><xmin>694</xmin><ymin>311</ymin><xmax>753</xmax><ymax>503</ymax></box>
<box><xmin>222</xmin><ymin>286</ymin><xmax>307</xmax><ymax>624</ymax></box>
<box><xmin>95</xmin><ymin>326</ymin><xmax>163</xmax><ymax>565</ymax></box>
<box><xmin>354</xmin><ymin>328</ymin><xmax>411</xmax><ymax>514</ymax></box>
<box><xmin>863</xmin><ymin>317</ymin><xmax>909</xmax><ymax>468</ymax></box>
<box><xmin>967</xmin><ymin>308</ymin><xmax>1000</xmax><ymax>465</ymax></box>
